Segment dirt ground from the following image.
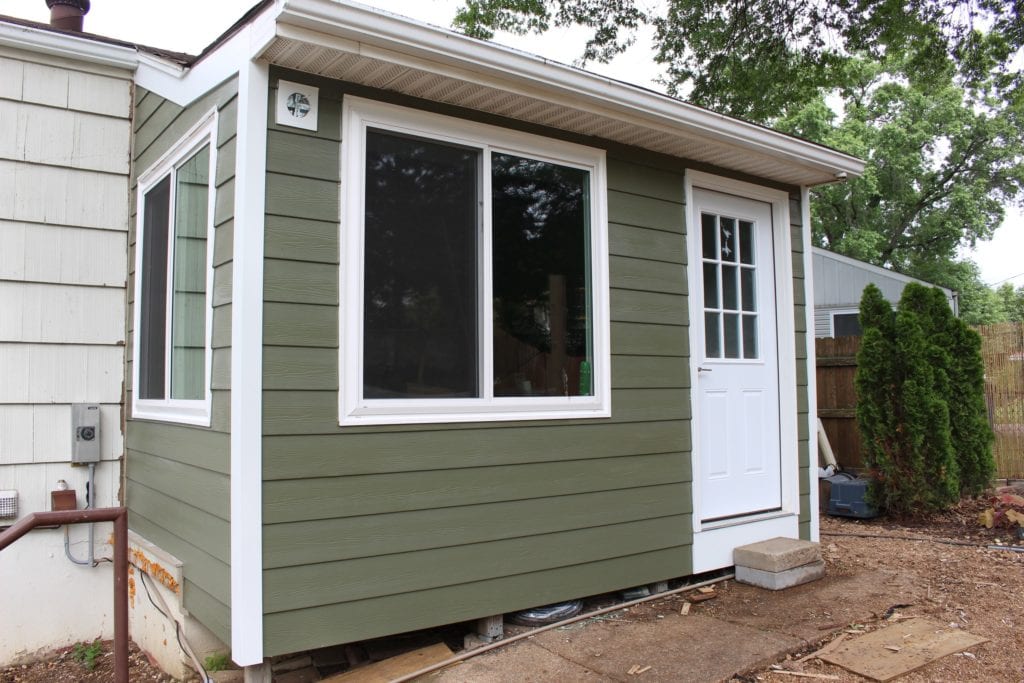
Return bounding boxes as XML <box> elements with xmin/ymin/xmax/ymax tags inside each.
<box><xmin>2</xmin><ymin>496</ymin><xmax>1022</xmax><ymax>683</ymax></box>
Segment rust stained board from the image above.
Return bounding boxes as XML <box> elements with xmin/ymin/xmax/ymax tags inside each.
<box><xmin>322</xmin><ymin>642</ymin><xmax>454</xmax><ymax>682</ymax></box>
<box><xmin>820</xmin><ymin>617</ymin><xmax>988</xmax><ymax>681</ymax></box>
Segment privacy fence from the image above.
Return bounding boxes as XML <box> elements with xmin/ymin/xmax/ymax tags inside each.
<box><xmin>816</xmin><ymin>322</ymin><xmax>1024</xmax><ymax>480</ymax></box>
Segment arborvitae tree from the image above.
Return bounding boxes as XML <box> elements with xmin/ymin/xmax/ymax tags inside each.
<box><xmin>947</xmin><ymin>320</ymin><xmax>995</xmax><ymax>494</ymax></box>
<box><xmin>894</xmin><ymin>284</ymin><xmax>994</xmax><ymax>496</ymax></box>
<box><xmin>856</xmin><ymin>283</ymin><xmax>963</xmax><ymax>513</ymax></box>
<box><xmin>856</xmin><ymin>285</ymin><xmax>905</xmax><ymax>509</ymax></box>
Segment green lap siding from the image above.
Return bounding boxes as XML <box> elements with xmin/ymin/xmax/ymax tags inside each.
<box><xmin>790</xmin><ymin>199</ymin><xmax>814</xmax><ymax>540</ymax></box>
<box><xmin>260</xmin><ymin>73</ymin><xmax>694</xmax><ymax>656</ymax></box>
<box><xmin>126</xmin><ymin>79</ymin><xmax>238</xmax><ymax>645</ymax></box>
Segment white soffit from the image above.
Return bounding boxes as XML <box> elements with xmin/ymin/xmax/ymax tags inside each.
<box><xmin>264</xmin><ymin>0</ymin><xmax>863</xmax><ymax>188</ymax></box>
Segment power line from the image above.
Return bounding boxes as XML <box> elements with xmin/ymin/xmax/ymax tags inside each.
<box><xmin>989</xmin><ymin>271</ymin><xmax>1024</xmax><ymax>286</ymax></box>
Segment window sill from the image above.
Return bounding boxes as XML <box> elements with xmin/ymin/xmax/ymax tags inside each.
<box><xmin>131</xmin><ymin>401</ymin><xmax>212</xmax><ymax>427</ymax></box>
<box><xmin>339</xmin><ymin>400</ymin><xmax>611</xmax><ymax>427</ymax></box>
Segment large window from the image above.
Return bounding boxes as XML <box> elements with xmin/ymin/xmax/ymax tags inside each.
<box><xmin>132</xmin><ymin>114</ymin><xmax>217</xmax><ymax>425</ymax></box>
<box><xmin>341</xmin><ymin>98</ymin><xmax>610</xmax><ymax>425</ymax></box>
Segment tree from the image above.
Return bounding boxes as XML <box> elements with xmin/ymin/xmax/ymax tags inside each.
<box><xmin>856</xmin><ymin>283</ymin><xmax>964</xmax><ymax>513</ymax></box>
<box><xmin>453</xmin><ymin>1</ymin><xmax>1024</xmax><ymax>304</ymax></box>
<box><xmin>995</xmin><ymin>282</ymin><xmax>1024</xmax><ymax>322</ymax></box>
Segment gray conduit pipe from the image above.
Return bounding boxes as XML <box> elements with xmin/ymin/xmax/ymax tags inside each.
<box><xmin>391</xmin><ymin>573</ymin><xmax>736</xmax><ymax>683</ymax></box>
<box><xmin>65</xmin><ymin>462</ymin><xmax>97</xmax><ymax>566</ymax></box>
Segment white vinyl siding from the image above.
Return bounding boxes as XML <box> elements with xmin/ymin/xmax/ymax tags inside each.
<box><xmin>0</xmin><ymin>43</ymin><xmax>132</xmax><ymax>663</ymax></box>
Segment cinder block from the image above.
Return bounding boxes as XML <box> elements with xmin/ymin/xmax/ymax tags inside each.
<box><xmin>733</xmin><ymin>537</ymin><xmax>820</xmax><ymax>572</ymax></box>
<box><xmin>736</xmin><ymin>560</ymin><xmax>826</xmax><ymax>590</ymax></box>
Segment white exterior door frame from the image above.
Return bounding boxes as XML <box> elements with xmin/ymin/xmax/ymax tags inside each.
<box><xmin>684</xmin><ymin>170</ymin><xmax>800</xmax><ymax>572</ymax></box>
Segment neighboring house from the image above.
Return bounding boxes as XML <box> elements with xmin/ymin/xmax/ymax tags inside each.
<box><xmin>2</xmin><ymin>0</ymin><xmax>867</xmax><ymax>677</ymax></box>
<box><xmin>0</xmin><ymin>16</ymin><xmax>135</xmax><ymax>663</ymax></box>
<box><xmin>812</xmin><ymin>247</ymin><xmax>958</xmax><ymax>337</ymax></box>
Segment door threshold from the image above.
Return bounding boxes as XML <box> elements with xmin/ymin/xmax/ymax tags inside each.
<box><xmin>699</xmin><ymin>509</ymin><xmax>792</xmax><ymax>532</ymax></box>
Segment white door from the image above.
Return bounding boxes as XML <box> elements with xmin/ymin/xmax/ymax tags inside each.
<box><xmin>693</xmin><ymin>187</ymin><xmax>782</xmax><ymax>521</ymax></box>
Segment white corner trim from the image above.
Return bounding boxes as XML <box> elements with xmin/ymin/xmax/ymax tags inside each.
<box><xmin>134</xmin><ymin>1</ymin><xmax>278</xmax><ymax>107</ymax></box>
<box><xmin>803</xmin><ymin>187</ymin><xmax>820</xmax><ymax>542</ymax></box>
<box><xmin>0</xmin><ymin>20</ymin><xmax>137</xmax><ymax>69</ymax></box>
<box><xmin>229</xmin><ymin>58</ymin><xmax>268</xmax><ymax>667</ymax></box>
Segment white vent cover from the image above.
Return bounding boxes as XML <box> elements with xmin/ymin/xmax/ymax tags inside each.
<box><xmin>0</xmin><ymin>490</ymin><xmax>16</xmax><ymax>519</ymax></box>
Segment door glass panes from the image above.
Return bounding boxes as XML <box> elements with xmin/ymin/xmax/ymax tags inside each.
<box><xmin>700</xmin><ymin>211</ymin><xmax>759</xmax><ymax>359</ymax></box>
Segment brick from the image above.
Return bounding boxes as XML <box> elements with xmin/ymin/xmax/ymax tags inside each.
<box><xmin>733</xmin><ymin>537</ymin><xmax>821</xmax><ymax>572</ymax></box>
<box><xmin>736</xmin><ymin>560</ymin><xmax>826</xmax><ymax>590</ymax></box>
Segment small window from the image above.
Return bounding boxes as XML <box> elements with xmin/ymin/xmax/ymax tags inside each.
<box><xmin>831</xmin><ymin>311</ymin><xmax>862</xmax><ymax>337</ymax></box>
<box><xmin>341</xmin><ymin>98</ymin><xmax>610</xmax><ymax>425</ymax></box>
<box><xmin>133</xmin><ymin>114</ymin><xmax>217</xmax><ymax>425</ymax></box>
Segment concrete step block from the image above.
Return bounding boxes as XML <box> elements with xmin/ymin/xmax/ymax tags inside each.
<box><xmin>733</xmin><ymin>536</ymin><xmax>821</xmax><ymax>572</ymax></box>
<box><xmin>736</xmin><ymin>559</ymin><xmax>826</xmax><ymax>590</ymax></box>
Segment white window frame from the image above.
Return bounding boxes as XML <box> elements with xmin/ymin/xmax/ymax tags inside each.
<box><xmin>340</xmin><ymin>97</ymin><xmax>611</xmax><ymax>426</ymax></box>
<box><xmin>829</xmin><ymin>308</ymin><xmax>861</xmax><ymax>337</ymax></box>
<box><xmin>131</xmin><ymin>111</ymin><xmax>218</xmax><ymax>426</ymax></box>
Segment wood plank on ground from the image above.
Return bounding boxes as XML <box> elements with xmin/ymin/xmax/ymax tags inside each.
<box><xmin>819</xmin><ymin>617</ymin><xmax>988</xmax><ymax>681</ymax></box>
<box><xmin>321</xmin><ymin>642</ymin><xmax>453</xmax><ymax>682</ymax></box>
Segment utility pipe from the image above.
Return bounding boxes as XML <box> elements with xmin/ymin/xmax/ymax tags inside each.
<box><xmin>0</xmin><ymin>508</ymin><xmax>129</xmax><ymax>683</ymax></box>
<box><xmin>391</xmin><ymin>573</ymin><xmax>735</xmax><ymax>683</ymax></box>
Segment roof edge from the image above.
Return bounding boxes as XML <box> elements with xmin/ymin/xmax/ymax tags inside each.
<box><xmin>0</xmin><ymin>15</ymin><xmax>137</xmax><ymax>69</ymax></box>
<box><xmin>276</xmin><ymin>0</ymin><xmax>864</xmax><ymax>182</ymax></box>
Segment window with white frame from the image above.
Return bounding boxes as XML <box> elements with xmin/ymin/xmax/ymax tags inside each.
<box><xmin>340</xmin><ymin>98</ymin><xmax>610</xmax><ymax>425</ymax></box>
<box><xmin>133</xmin><ymin>113</ymin><xmax>217</xmax><ymax>426</ymax></box>
<box><xmin>830</xmin><ymin>309</ymin><xmax>862</xmax><ymax>337</ymax></box>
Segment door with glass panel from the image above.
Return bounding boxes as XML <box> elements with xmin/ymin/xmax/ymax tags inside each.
<box><xmin>693</xmin><ymin>187</ymin><xmax>781</xmax><ymax>521</ymax></box>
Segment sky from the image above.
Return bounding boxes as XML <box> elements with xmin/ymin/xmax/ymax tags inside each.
<box><xmin>5</xmin><ymin>0</ymin><xmax>1022</xmax><ymax>288</ymax></box>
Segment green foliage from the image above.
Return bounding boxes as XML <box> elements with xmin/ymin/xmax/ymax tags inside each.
<box><xmin>995</xmin><ymin>283</ymin><xmax>1024</xmax><ymax>322</ymax></box>
<box><xmin>71</xmin><ymin>640</ymin><xmax>103</xmax><ymax>671</ymax></box>
<box><xmin>204</xmin><ymin>653</ymin><xmax>232</xmax><ymax>673</ymax></box>
<box><xmin>856</xmin><ymin>283</ymin><xmax>994</xmax><ymax>513</ymax></box>
<box><xmin>451</xmin><ymin>1</ymin><xmax>1024</xmax><ymax>308</ymax></box>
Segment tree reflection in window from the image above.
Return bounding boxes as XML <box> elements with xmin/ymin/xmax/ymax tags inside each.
<box><xmin>363</xmin><ymin>130</ymin><xmax>480</xmax><ymax>398</ymax></box>
<box><xmin>492</xmin><ymin>154</ymin><xmax>592</xmax><ymax>397</ymax></box>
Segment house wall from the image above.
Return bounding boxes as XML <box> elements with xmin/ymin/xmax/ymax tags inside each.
<box><xmin>258</xmin><ymin>73</ymin><xmax>812</xmax><ymax>657</ymax></box>
<box><xmin>125</xmin><ymin>78</ymin><xmax>238</xmax><ymax>646</ymax></box>
<box><xmin>812</xmin><ymin>249</ymin><xmax>956</xmax><ymax>337</ymax></box>
<box><xmin>791</xmin><ymin>201</ymin><xmax>813</xmax><ymax>539</ymax></box>
<box><xmin>0</xmin><ymin>45</ymin><xmax>131</xmax><ymax>663</ymax></box>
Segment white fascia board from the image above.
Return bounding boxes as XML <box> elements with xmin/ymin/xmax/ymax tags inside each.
<box><xmin>275</xmin><ymin>0</ymin><xmax>864</xmax><ymax>182</ymax></box>
<box><xmin>0</xmin><ymin>21</ymin><xmax>137</xmax><ymax>69</ymax></box>
<box><xmin>811</xmin><ymin>247</ymin><xmax>954</xmax><ymax>298</ymax></box>
<box><xmin>134</xmin><ymin>1</ymin><xmax>279</xmax><ymax>107</ymax></box>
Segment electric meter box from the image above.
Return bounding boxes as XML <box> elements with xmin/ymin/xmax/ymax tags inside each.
<box><xmin>71</xmin><ymin>403</ymin><xmax>101</xmax><ymax>464</ymax></box>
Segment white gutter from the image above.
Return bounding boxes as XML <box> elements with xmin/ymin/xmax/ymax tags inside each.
<box><xmin>275</xmin><ymin>0</ymin><xmax>864</xmax><ymax>182</ymax></box>
<box><xmin>0</xmin><ymin>20</ymin><xmax>137</xmax><ymax>69</ymax></box>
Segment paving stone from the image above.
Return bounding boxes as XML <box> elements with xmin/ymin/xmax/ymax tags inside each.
<box><xmin>734</xmin><ymin>536</ymin><xmax>821</xmax><ymax>572</ymax></box>
<box><xmin>736</xmin><ymin>559</ymin><xmax>826</xmax><ymax>590</ymax></box>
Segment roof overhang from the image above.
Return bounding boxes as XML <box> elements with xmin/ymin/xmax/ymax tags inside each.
<box><xmin>257</xmin><ymin>0</ymin><xmax>863</xmax><ymax>188</ymax></box>
<box><xmin>0</xmin><ymin>16</ymin><xmax>137</xmax><ymax>70</ymax></box>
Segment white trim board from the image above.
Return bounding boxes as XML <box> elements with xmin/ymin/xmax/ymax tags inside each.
<box><xmin>229</xmin><ymin>58</ymin><xmax>269</xmax><ymax>667</ymax></box>
<box><xmin>0</xmin><ymin>20</ymin><xmax>137</xmax><ymax>70</ymax></box>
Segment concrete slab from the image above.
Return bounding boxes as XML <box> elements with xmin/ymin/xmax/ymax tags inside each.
<box><xmin>530</xmin><ymin>615</ymin><xmax>804</xmax><ymax>682</ymax></box>
<box><xmin>431</xmin><ymin>640</ymin><xmax>615</xmax><ymax>682</ymax></box>
<box><xmin>736</xmin><ymin>559</ymin><xmax>826</xmax><ymax>590</ymax></box>
<box><xmin>705</xmin><ymin>570</ymin><xmax>921</xmax><ymax>642</ymax></box>
<box><xmin>734</xmin><ymin>537</ymin><xmax>821</xmax><ymax>572</ymax></box>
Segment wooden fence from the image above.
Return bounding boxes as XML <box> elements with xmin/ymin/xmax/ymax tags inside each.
<box><xmin>815</xmin><ymin>322</ymin><xmax>1024</xmax><ymax>479</ymax></box>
